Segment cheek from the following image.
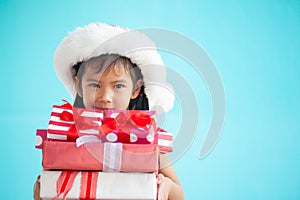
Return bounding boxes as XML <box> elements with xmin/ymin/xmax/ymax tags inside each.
<box><xmin>113</xmin><ymin>90</ymin><xmax>132</xmax><ymax>105</ymax></box>
<box><xmin>82</xmin><ymin>88</ymin><xmax>97</xmax><ymax>107</ymax></box>
<box><xmin>120</xmin><ymin>89</ymin><xmax>134</xmax><ymax>98</ymax></box>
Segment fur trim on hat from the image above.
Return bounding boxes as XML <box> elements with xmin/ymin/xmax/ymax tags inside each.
<box><xmin>54</xmin><ymin>23</ymin><xmax>174</xmax><ymax>112</ymax></box>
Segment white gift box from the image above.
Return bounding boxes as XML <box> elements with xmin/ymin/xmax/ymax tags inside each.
<box><xmin>40</xmin><ymin>170</ymin><xmax>157</xmax><ymax>200</ymax></box>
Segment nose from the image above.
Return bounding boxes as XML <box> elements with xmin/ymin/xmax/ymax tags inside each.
<box><xmin>97</xmin><ymin>88</ymin><xmax>113</xmax><ymax>103</ymax></box>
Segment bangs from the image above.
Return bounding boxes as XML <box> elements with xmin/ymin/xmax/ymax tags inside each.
<box><xmin>108</xmin><ymin>56</ymin><xmax>132</xmax><ymax>76</ymax></box>
<box><xmin>75</xmin><ymin>54</ymin><xmax>142</xmax><ymax>87</ymax></box>
<box><xmin>87</xmin><ymin>54</ymin><xmax>132</xmax><ymax>76</ymax></box>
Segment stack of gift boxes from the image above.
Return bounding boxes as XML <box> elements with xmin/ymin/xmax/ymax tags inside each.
<box><xmin>35</xmin><ymin>101</ymin><xmax>173</xmax><ymax>200</ymax></box>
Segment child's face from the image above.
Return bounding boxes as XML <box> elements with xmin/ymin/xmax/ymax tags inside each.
<box><xmin>75</xmin><ymin>66</ymin><xmax>141</xmax><ymax>111</ymax></box>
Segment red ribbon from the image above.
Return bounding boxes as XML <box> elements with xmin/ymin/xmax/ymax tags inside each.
<box><xmin>60</xmin><ymin>110</ymin><xmax>74</xmax><ymax>121</ymax></box>
<box><xmin>99</xmin><ymin>111</ymin><xmax>156</xmax><ymax>143</ymax></box>
<box><xmin>80</xmin><ymin>172</ymin><xmax>98</xmax><ymax>200</ymax></box>
<box><xmin>130</xmin><ymin>111</ymin><xmax>152</xmax><ymax>127</ymax></box>
<box><xmin>58</xmin><ymin>110</ymin><xmax>79</xmax><ymax>141</ymax></box>
<box><xmin>54</xmin><ymin>171</ymin><xmax>98</xmax><ymax>200</ymax></box>
<box><xmin>106</xmin><ymin>112</ymin><xmax>153</xmax><ymax>132</ymax></box>
<box><xmin>66</xmin><ymin>125</ymin><xmax>79</xmax><ymax>141</ymax></box>
<box><xmin>51</xmin><ymin>101</ymin><xmax>79</xmax><ymax>141</ymax></box>
<box><xmin>100</xmin><ymin>117</ymin><xmax>117</xmax><ymax>134</ymax></box>
<box><xmin>60</xmin><ymin>100</ymin><xmax>73</xmax><ymax>109</ymax></box>
<box><xmin>73</xmin><ymin>107</ymin><xmax>104</xmax><ymax>138</ymax></box>
<box><xmin>53</xmin><ymin>171</ymin><xmax>79</xmax><ymax>200</ymax></box>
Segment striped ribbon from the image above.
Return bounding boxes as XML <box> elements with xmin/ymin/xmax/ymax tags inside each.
<box><xmin>103</xmin><ymin>143</ymin><xmax>123</xmax><ymax>171</ymax></box>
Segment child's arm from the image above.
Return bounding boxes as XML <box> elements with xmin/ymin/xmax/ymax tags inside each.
<box><xmin>158</xmin><ymin>154</ymin><xmax>184</xmax><ymax>200</ymax></box>
<box><xmin>33</xmin><ymin>175</ymin><xmax>42</xmax><ymax>200</ymax></box>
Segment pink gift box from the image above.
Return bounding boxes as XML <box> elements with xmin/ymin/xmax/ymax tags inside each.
<box><xmin>42</xmin><ymin>141</ymin><xmax>159</xmax><ymax>172</ymax></box>
<box><xmin>40</xmin><ymin>170</ymin><xmax>157</xmax><ymax>200</ymax></box>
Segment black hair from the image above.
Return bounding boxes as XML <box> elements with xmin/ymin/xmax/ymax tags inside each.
<box><xmin>72</xmin><ymin>54</ymin><xmax>149</xmax><ymax>110</ymax></box>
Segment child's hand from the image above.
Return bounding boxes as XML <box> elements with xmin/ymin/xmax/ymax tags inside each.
<box><xmin>33</xmin><ymin>175</ymin><xmax>42</xmax><ymax>200</ymax></box>
<box><xmin>157</xmin><ymin>173</ymin><xmax>173</xmax><ymax>200</ymax></box>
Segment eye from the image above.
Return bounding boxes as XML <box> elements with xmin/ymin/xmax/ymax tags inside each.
<box><xmin>114</xmin><ymin>84</ymin><xmax>125</xmax><ymax>89</ymax></box>
<box><xmin>89</xmin><ymin>83</ymin><xmax>100</xmax><ymax>88</ymax></box>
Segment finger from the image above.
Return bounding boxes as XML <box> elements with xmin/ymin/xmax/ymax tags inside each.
<box><xmin>159</xmin><ymin>173</ymin><xmax>165</xmax><ymax>179</ymax></box>
<box><xmin>157</xmin><ymin>179</ymin><xmax>167</xmax><ymax>200</ymax></box>
<box><xmin>157</xmin><ymin>177</ymin><xmax>162</xmax><ymax>184</ymax></box>
<box><xmin>157</xmin><ymin>174</ymin><xmax>168</xmax><ymax>200</ymax></box>
<box><xmin>157</xmin><ymin>173</ymin><xmax>164</xmax><ymax>185</ymax></box>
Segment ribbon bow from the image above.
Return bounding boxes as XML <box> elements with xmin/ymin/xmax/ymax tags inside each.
<box><xmin>48</xmin><ymin>101</ymin><xmax>157</xmax><ymax>144</ymax></box>
<box><xmin>99</xmin><ymin>111</ymin><xmax>156</xmax><ymax>143</ymax></box>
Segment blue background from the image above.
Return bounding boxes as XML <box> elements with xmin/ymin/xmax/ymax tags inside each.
<box><xmin>1</xmin><ymin>0</ymin><xmax>300</xmax><ymax>199</ymax></box>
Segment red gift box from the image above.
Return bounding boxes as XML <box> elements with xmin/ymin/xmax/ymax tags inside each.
<box><xmin>42</xmin><ymin>141</ymin><xmax>159</xmax><ymax>172</ymax></box>
<box><xmin>47</xmin><ymin>101</ymin><xmax>103</xmax><ymax>141</ymax></box>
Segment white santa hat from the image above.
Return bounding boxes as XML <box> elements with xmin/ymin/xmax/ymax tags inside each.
<box><xmin>54</xmin><ymin>23</ymin><xmax>174</xmax><ymax>112</ymax></box>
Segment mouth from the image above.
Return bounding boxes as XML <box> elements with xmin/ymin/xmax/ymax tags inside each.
<box><xmin>93</xmin><ymin>106</ymin><xmax>113</xmax><ymax>111</ymax></box>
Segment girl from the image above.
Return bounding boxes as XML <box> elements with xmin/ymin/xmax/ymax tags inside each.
<box><xmin>72</xmin><ymin>54</ymin><xmax>148</xmax><ymax>112</ymax></box>
<box><xmin>34</xmin><ymin>23</ymin><xmax>184</xmax><ymax>200</ymax></box>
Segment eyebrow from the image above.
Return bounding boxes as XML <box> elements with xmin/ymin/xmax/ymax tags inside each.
<box><xmin>86</xmin><ymin>78</ymin><xmax>129</xmax><ymax>84</ymax></box>
<box><xmin>86</xmin><ymin>78</ymin><xmax>99</xmax><ymax>82</ymax></box>
<box><xmin>112</xmin><ymin>79</ymin><xmax>128</xmax><ymax>84</ymax></box>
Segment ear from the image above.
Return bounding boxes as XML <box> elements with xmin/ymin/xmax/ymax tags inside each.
<box><xmin>74</xmin><ymin>76</ymin><xmax>83</xmax><ymax>97</ymax></box>
<box><xmin>131</xmin><ymin>79</ymin><xmax>143</xmax><ymax>99</ymax></box>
